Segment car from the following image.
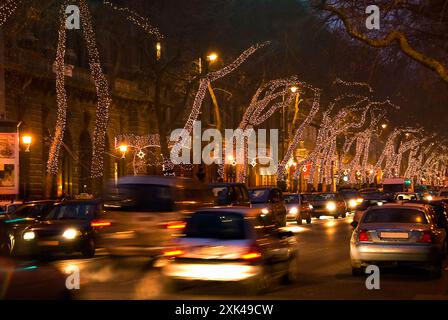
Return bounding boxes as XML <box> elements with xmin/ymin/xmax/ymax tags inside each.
<box><xmin>395</xmin><ymin>192</ymin><xmax>419</xmax><ymax>201</ymax></box>
<box><xmin>0</xmin><ymin>200</ymin><xmax>57</xmax><ymax>256</ymax></box>
<box><xmin>308</xmin><ymin>192</ymin><xmax>347</xmax><ymax>219</ymax></box>
<box><xmin>350</xmin><ymin>203</ymin><xmax>446</xmax><ymax>278</ymax></box>
<box><xmin>283</xmin><ymin>193</ymin><xmax>312</xmax><ymax>224</ymax></box>
<box><xmin>339</xmin><ymin>189</ymin><xmax>363</xmax><ymax>213</ymax></box>
<box><xmin>0</xmin><ymin>201</ymin><xmax>22</xmax><ymax>216</ymax></box>
<box><xmin>99</xmin><ymin>175</ymin><xmax>214</xmax><ymax>258</ymax></box>
<box><xmin>352</xmin><ymin>192</ymin><xmax>393</xmax><ymax>226</ymax></box>
<box><xmin>208</xmin><ymin>182</ymin><xmax>251</xmax><ymax>207</ymax></box>
<box><xmin>12</xmin><ymin>199</ymin><xmax>106</xmax><ymax>258</ymax></box>
<box><xmin>161</xmin><ymin>207</ymin><xmax>299</xmax><ymax>294</ymax></box>
<box><xmin>438</xmin><ymin>189</ymin><xmax>448</xmax><ymax>199</ymax></box>
<box><xmin>248</xmin><ymin>187</ymin><xmax>287</xmax><ymax>227</ymax></box>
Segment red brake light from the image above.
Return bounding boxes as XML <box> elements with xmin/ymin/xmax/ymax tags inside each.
<box><xmin>163</xmin><ymin>249</ymin><xmax>184</xmax><ymax>257</ymax></box>
<box><xmin>91</xmin><ymin>220</ymin><xmax>111</xmax><ymax>228</ymax></box>
<box><xmin>241</xmin><ymin>242</ymin><xmax>262</xmax><ymax>260</ymax></box>
<box><xmin>419</xmin><ymin>231</ymin><xmax>433</xmax><ymax>243</ymax></box>
<box><xmin>358</xmin><ymin>230</ymin><xmax>370</xmax><ymax>242</ymax></box>
<box><xmin>166</xmin><ymin>221</ymin><xmax>186</xmax><ymax>230</ymax></box>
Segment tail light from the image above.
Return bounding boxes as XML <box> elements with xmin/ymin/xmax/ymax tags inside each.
<box><xmin>241</xmin><ymin>242</ymin><xmax>262</xmax><ymax>261</ymax></box>
<box><xmin>90</xmin><ymin>220</ymin><xmax>111</xmax><ymax>228</ymax></box>
<box><xmin>418</xmin><ymin>230</ymin><xmax>433</xmax><ymax>243</ymax></box>
<box><xmin>163</xmin><ymin>249</ymin><xmax>185</xmax><ymax>257</ymax></box>
<box><xmin>358</xmin><ymin>230</ymin><xmax>370</xmax><ymax>242</ymax></box>
<box><xmin>165</xmin><ymin>221</ymin><xmax>186</xmax><ymax>230</ymax></box>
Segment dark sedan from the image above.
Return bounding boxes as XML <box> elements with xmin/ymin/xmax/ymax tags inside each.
<box><xmin>13</xmin><ymin>200</ymin><xmax>108</xmax><ymax>258</ymax></box>
<box><xmin>0</xmin><ymin>200</ymin><xmax>57</xmax><ymax>256</ymax></box>
<box><xmin>308</xmin><ymin>192</ymin><xmax>347</xmax><ymax>219</ymax></box>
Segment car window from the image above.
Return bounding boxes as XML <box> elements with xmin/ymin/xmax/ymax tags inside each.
<box><xmin>104</xmin><ymin>184</ymin><xmax>174</xmax><ymax>212</ymax></box>
<box><xmin>284</xmin><ymin>194</ymin><xmax>299</xmax><ymax>204</ymax></box>
<box><xmin>312</xmin><ymin>193</ymin><xmax>337</xmax><ymax>201</ymax></box>
<box><xmin>184</xmin><ymin>212</ymin><xmax>247</xmax><ymax>239</ymax></box>
<box><xmin>46</xmin><ymin>203</ymin><xmax>97</xmax><ymax>220</ymax></box>
<box><xmin>248</xmin><ymin>189</ymin><xmax>270</xmax><ymax>203</ymax></box>
<box><xmin>232</xmin><ymin>186</ymin><xmax>243</xmax><ymax>203</ymax></box>
<box><xmin>362</xmin><ymin>208</ymin><xmax>428</xmax><ymax>224</ymax></box>
<box><xmin>11</xmin><ymin>204</ymin><xmax>52</xmax><ymax>218</ymax></box>
<box><xmin>241</xmin><ymin>186</ymin><xmax>250</xmax><ymax>203</ymax></box>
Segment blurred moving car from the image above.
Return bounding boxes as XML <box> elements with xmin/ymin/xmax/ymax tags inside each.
<box><xmin>352</xmin><ymin>192</ymin><xmax>393</xmax><ymax>225</ymax></box>
<box><xmin>339</xmin><ymin>189</ymin><xmax>363</xmax><ymax>213</ymax></box>
<box><xmin>308</xmin><ymin>192</ymin><xmax>347</xmax><ymax>219</ymax></box>
<box><xmin>283</xmin><ymin>193</ymin><xmax>312</xmax><ymax>224</ymax></box>
<box><xmin>100</xmin><ymin>176</ymin><xmax>214</xmax><ymax>258</ymax></box>
<box><xmin>162</xmin><ymin>207</ymin><xmax>299</xmax><ymax>294</ymax></box>
<box><xmin>248</xmin><ymin>187</ymin><xmax>287</xmax><ymax>227</ymax></box>
<box><xmin>395</xmin><ymin>192</ymin><xmax>419</xmax><ymax>201</ymax></box>
<box><xmin>12</xmin><ymin>199</ymin><xmax>106</xmax><ymax>258</ymax></box>
<box><xmin>209</xmin><ymin>183</ymin><xmax>251</xmax><ymax>207</ymax></box>
<box><xmin>350</xmin><ymin>203</ymin><xmax>446</xmax><ymax>278</ymax></box>
<box><xmin>0</xmin><ymin>257</ymin><xmax>71</xmax><ymax>299</ymax></box>
<box><xmin>0</xmin><ymin>200</ymin><xmax>57</xmax><ymax>256</ymax></box>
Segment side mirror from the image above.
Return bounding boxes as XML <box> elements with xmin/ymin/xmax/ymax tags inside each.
<box><xmin>350</xmin><ymin>221</ymin><xmax>358</xmax><ymax>229</ymax></box>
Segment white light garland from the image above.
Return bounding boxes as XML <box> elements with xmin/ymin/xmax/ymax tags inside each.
<box><xmin>0</xmin><ymin>0</ymin><xmax>21</xmax><ymax>26</ymax></box>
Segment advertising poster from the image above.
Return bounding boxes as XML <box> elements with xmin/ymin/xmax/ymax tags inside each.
<box><xmin>0</xmin><ymin>132</ymin><xmax>19</xmax><ymax>195</ymax></box>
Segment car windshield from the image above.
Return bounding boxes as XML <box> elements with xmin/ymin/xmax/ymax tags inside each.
<box><xmin>10</xmin><ymin>204</ymin><xmax>54</xmax><ymax>219</ymax></box>
<box><xmin>284</xmin><ymin>194</ymin><xmax>299</xmax><ymax>203</ymax></box>
<box><xmin>340</xmin><ymin>191</ymin><xmax>359</xmax><ymax>199</ymax></box>
<box><xmin>184</xmin><ymin>212</ymin><xmax>247</xmax><ymax>239</ymax></box>
<box><xmin>363</xmin><ymin>208</ymin><xmax>428</xmax><ymax>224</ymax></box>
<box><xmin>249</xmin><ymin>189</ymin><xmax>270</xmax><ymax>203</ymax></box>
<box><xmin>46</xmin><ymin>203</ymin><xmax>97</xmax><ymax>220</ymax></box>
<box><xmin>312</xmin><ymin>193</ymin><xmax>337</xmax><ymax>201</ymax></box>
<box><xmin>362</xmin><ymin>192</ymin><xmax>390</xmax><ymax>200</ymax></box>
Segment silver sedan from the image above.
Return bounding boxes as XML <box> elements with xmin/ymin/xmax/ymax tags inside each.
<box><xmin>350</xmin><ymin>203</ymin><xmax>446</xmax><ymax>278</ymax></box>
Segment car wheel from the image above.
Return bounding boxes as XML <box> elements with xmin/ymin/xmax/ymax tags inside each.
<box><xmin>306</xmin><ymin>217</ymin><xmax>312</xmax><ymax>224</ymax></box>
<box><xmin>282</xmin><ymin>255</ymin><xmax>299</xmax><ymax>284</ymax></box>
<box><xmin>341</xmin><ymin>212</ymin><xmax>346</xmax><ymax>218</ymax></box>
<box><xmin>81</xmin><ymin>238</ymin><xmax>96</xmax><ymax>258</ymax></box>
<box><xmin>296</xmin><ymin>217</ymin><xmax>303</xmax><ymax>225</ymax></box>
<box><xmin>247</xmin><ymin>268</ymin><xmax>271</xmax><ymax>295</ymax></box>
<box><xmin>333</xmin><ymin>214</ymin><xmax>339</xmax><ymax>219</ymax></box>
<box><xmin>351</xmin><ymin>267</ymin><xmax>363</xmax><ymax>276</ymax></box>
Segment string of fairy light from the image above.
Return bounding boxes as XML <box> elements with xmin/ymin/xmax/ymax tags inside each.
<box><xmin>0</xmin><ymin>0</ymin><xmax>21</xmax><ymax>26</ymax></box>
<box><xmin>47</xmin><ymin>2</ymin><xmax>69</xmax><ymax>175</ymax></box>
<box><xmin>102</xmin><ymin>0</ymin><xmax>163</xmax><ymax>40</ymax></box>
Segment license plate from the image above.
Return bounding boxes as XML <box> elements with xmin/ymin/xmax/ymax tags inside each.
<box><xmin>38</xmin><ymin>240</ymin><xmax>59</xmax><ymax>246</ymax></box>
<box><xmin>380</xmin><ymin>232</ymin><xmax>409</xmax><ymax>239</ymax></box>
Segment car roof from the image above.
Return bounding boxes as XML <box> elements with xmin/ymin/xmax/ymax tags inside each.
<box><xmin>22</xmin><ymin>200</ymin><xmax>57</xmax><ymax>205</ymax></box>
<box><xmin>194</xmin><ymin>206</ymin><xmax>263</xmax><ymax>217</ymax></box>
<box><xmin>368</xmin><ymin>203</ymin><xmax>427</xmax><ymax>210</ymax></box>
<box><xmin>209</xmin><ymin>183</ymin><xmax>245</xmax><ymax>187</ymax></box>
<box><xmin>117</xmin><ymin>175</ymin><xmax>199</xmax><ymax>188</ymax></box>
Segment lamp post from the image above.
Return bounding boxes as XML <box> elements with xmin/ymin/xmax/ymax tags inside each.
<box><xmin>21</xmin><ymin>134</ymin><xmax>32</xmax><ymax>201</ymax></box>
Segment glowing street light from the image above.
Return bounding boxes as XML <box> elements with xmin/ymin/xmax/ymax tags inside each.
<box><xmin>207</xmin><ymin>53</ymin><xmax>218</xmax><ymax>63</ymax></box>
<box><xmin>290</xmin><ymin>86</ymin><xmax>298</xmax><ymax>93</ymax></box>
<box><xmin>381</xmin><ymin>123</ymin><xmax>387</xmax><ymax>129</ymax></box>
<box><xmin>22</xmin><ymin>135</ymin><xmax>32</xmax><ymax>152</ymax></box>
<box><xmin>118</xmin><ymin>144</ymin><xmax>128</xmax><ymax>158</ymax></box>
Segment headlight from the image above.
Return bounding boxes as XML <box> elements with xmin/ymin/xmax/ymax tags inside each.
<box><xmin>425</xmin><ymin>195</ymin><xmax>433</xmax><ymax>201</ymax></box>
<box><xmin>261</xmin><ymin>208</ymin><xmax>269</xmax><ymax>215</ymax></box>
<box><xmin>348</xmin><ymin>199</ymin><xmax>357</xmax><ymax>209</ymax></box>
<box><xmin>62</xmin><ymin>229</ymin><xmax>79</xmax><ymax>240</ymax></box>
<box><xmin>326</xmin><ymin>202</ymin><xmax>336</xmax><ymax>211</ymax></box>
<box><xmin>308</xmin><ymin>204</ymin><xmax>313</xmax><ymax>210</ymax></box>
<box><xmin>23</xmin><ymin>231</ymin><xmax>35</xmax><ymax>240</ymax></box>
<box><xmin>356</xmin><ymin>198</ymin><xmax>363</xmax><ymax>204</ymax></box>
<box><xmin>289</xmin><ymin>207</ymin><xmax>298</xmax><ymax>215</ymax></box>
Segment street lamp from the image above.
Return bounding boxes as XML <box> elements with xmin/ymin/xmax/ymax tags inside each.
<box><xmin>22</xmin><ymin>135</ymin><xmax>32</xmax><ymax>152</ymax></box>
<box><xmin>118</xmin><ymin>144</ymin><xmax>128</xmax><ymax>159</ymax></box>
<box><xmin>381</xmin><ymin>123</ymin><xmax>387</xmax><ymax>129</ymax></box>
<box><xmin>290</xmin><ymin>86</ymin><xmax>298</xmax><ymax>93</ymax></box>
<box><xmin>207</xmin><ymin>53</ymin><xmax>218</xmax><ymax>63</ymax></box>
<box><xmin>156</xmin><ymin>42</ymin><xmax>162</xmax><ymax>61</ymax></box>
